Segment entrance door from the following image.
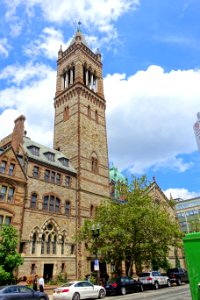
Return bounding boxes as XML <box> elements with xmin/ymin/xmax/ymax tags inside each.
<box><xmin>43</xmin><ymin>264</ymin><xmax>54</xmax><ymax>281</ymax></box>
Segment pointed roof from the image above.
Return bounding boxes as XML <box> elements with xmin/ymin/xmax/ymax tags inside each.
<box><xmin>70</xmin><ymin>22</ymin><xmax>88</xmax><ymax>47</ymax></box>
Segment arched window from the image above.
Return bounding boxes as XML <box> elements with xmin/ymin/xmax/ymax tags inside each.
<box><xmin>90</xmin><ymin>205</ymin><xmax>94</xmax><ymax>217</ymax></box>
<box><xmin>63</xmin><ymin>106</ymin><xmax>69</xmax><ymax>121</ymax></box>
<box><xmin>32</xmin><ymin>233</ymin><xmax>37</xmax><ymax>254</ymax></box>
<box><xmin>47</xmin><ymin>235</ymin><xmax>51</xmax><ymax>254</ymax></box>
<box><xmin>65</xmin><ymin>201</ymin><xmax>71</xmax><ymax>216</ymax></box>
<box><xmin>91</xmin><ymin>157</ymin><xmax>98</xmax><ymax>174</ymax></box>
<box><xmin>95</xmin><ymin>110</ymin><xmax>98</xmax><ymax>123</ymax></box>
<box><xmin>31</xmin><ymin>193</ymin><xmax>37</xmax><ymax>209</ymax></box>
<box><xmin>61</xmin><ymin>236</ymin><xmax>65</xmax><ymax>255</ymax></box>
<box><xmin>41</xmin><ymin>234</ymin><xmax>45</xmax><ymax>254</ymax></box>
<box><xmin>43</xmin><ymin>195</ymin><xmax>60</xmax><ymax>213</ymax></box>
<box><xmin>52</xmin><ymin>236</ymin><xmax>57</xmax><ymax>254</ymax></box>
<box><xmin>88</xmin><ymin>106</ymin><xmax>91</xmax><ymax>118</ymax></box>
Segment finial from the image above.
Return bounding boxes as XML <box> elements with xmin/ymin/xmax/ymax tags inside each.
<box><xmin>77</xmin><ymin>20</ymin><xmax>81</xmax><ymax>32</ymax></box>
<box><xmin>153</xmin><ymin>176</ymin><xmax>156</xmax><ymax>182</ymax></box>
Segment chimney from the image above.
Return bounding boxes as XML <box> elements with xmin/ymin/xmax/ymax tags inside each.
<box><xmin>12</xmin><ymin>115</ymin><xmax>26</xmax><ymax>153</ymax></box>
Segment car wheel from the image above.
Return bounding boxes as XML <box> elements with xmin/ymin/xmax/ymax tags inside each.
<box><xmin>121</xmin><ymin>287</ymin><xmax>127</xmax><ymax>295</ymax></box>
<box><xmin>167</xmin><ymin>280</ymin><xmax>171</xmax><ymax>287</ymax></box>
<box><xmin>177</xmin><ymin>278</ymin><xmax>182</xmax><ymax>286</ymax></box>
<box><xmin>98</xmin><ymin>289</ymin><xmax>106</xmax><ymax>299</ymax></box>
<box><xmin>72</xmin><ymin>292</ymin><xmax>80</xmax><ymax>300</ymax></box>
<box><xmin>139</xmin><ymin>284</ymin><xmax>144</xmax><ymax>292</ymax></box>
<box><xmin>154</xmin><ymin>282</ymin><xmax>159</xmax><ymax>290</ymax></box>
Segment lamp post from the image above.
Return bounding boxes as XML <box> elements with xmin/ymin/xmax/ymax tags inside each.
<box><xmin>91</xmin><ymin>224</ymin><xmax>100</xmax><ymax>285</ymax></box>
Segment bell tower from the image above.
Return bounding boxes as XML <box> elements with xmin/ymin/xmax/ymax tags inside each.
<box><xmin>53</xmin><ymin>25</ymin><xmax>110</xmax><ymax>277</ymax></box>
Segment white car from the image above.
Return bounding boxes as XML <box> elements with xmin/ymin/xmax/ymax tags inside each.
<box><xmin>53</xmin><ymin>281</ymin><xmax>106</xmax><ymax>300</ymax></box>
<box><xmin>139</xmin><ymin>271</ymin><xmax>171</xmax><ymax>289</ymax></box>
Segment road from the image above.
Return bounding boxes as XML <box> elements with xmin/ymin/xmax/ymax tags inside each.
<box><xmin>48</xmin><ymin>284</ymin><xmax>191</xmax><ymax>300</ymax></box>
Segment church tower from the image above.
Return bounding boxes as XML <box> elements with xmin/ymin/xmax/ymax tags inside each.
<box><xmin>53</xmin><ymin>25</ymin><xmax>110</xmax><ymax>276</ymax></box>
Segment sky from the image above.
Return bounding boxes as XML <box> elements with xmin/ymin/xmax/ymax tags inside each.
<box><xmin>1</xmin><ymin>0</ymin><xmax>200</xmax><ymax>200</ymax></box>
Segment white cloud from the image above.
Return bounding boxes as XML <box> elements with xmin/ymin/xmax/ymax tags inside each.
<box><xmin>4</xmin><ymin>0</ymin><xmax>140</xmax><ymax>48</ymax></box>
<box><xmin>24</xmin><ymin>27</ymin><xmax>70</xmax><ymax>60</ymax></box>
<box><xmin>105</xmin><ymin>66</ymin><xmax>200</xmax><ymax>173</ymax></box>
<box><xmin>1</xmin><ymin>63</ymin><xmax>200</xmax><ymax>177</ymax></box>
<box><xmin>0</xmin><ymin>38</ymin><xmax>10</xmax><ymax>58</ymax></box>
<box><xmin>0</xmin><ymin>62</ymin><xmax>56</xmax><ymax>146</ymax></box>
<box><xmin>164</xmin><ymin>188</ymin><xmax>199</xmax><ymax>200</ymax></box>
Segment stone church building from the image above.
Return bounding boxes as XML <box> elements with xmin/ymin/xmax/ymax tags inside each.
<box><xmin>0</xmin><ymin>28</ymin><xmax>183</xmax><ymax>281</ymax></box>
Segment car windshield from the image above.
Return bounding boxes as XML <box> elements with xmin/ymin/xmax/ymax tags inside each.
<box><xmin>139</xmin><ymin>273</ymin><xmax>150</xmax><ymax>277</ymax></box>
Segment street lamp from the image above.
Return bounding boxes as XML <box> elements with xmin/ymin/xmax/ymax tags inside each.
<box><xmin>91</xmin><ymin>224</ymin><xmax>100</xmax><ymax>284</ymax></box>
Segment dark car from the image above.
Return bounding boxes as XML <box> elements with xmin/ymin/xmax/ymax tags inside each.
<box><xmin>105</xmin><ymin>276</ymin><xmax>144</xmax><ymax>295</ymax></box>
<box><xmin>167</xmin><ymin>268</ymin><xmax>189</xmax><ymax>285</ymax></box>
<box><xmin>0</xmin><ymin>285</ymin><xmax>49</xmax><ymax>300</ymax></box>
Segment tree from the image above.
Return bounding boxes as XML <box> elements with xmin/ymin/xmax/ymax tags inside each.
<box><xmin>79</xmin><ymin>176</ymin><xmax>182</xmax><ymax>276</ymax></box>
<box><xmin>0</xmin><ymin>225</ymin><xmax>23</xmax><ymax>284</ymax></box>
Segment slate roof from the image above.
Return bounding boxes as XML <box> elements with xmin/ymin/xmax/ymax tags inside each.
<box><xmin>23</xmin><ymin>136</ymin><xmax>77</xmax><ymax>174</ymax></box>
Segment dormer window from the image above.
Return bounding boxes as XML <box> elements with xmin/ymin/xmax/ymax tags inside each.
<box><xmin>59</xmin><ymin>157</ymin><xmax>69</xmax><ymax>167</ymax></box>
<box><xmin>44</xmin><ymin>152</ymin><xmax>55</xmax><ymax>162</ymax></box>
<box><xmin>28</xmin><ymin>146</ymin><xmax>40</xmax><ymax>156</ymax></box>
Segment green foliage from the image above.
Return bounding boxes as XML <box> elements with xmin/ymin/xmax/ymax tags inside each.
<box><xmin>78</xmin><ymin>176</ymin><xmax>182</xmax><ymax>275</ymax></box>
<box><xmin>0</xmin><ymin>225</ymin><xmax>23</xmax><ymax>284</ymax></box>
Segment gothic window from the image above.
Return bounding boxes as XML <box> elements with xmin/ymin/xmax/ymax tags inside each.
<box><xmin>61</xmin><ymin>263</ymin><xmax>65</xmax><ymax>273</ymax></box>
<box><xmin>91</xmin><ymin>157</ymin><xmax>98</xmax><ymax>174</ymax></box>
<box><xmin>47</xmin><ymin>235</ymin><xmax>51</xmax><ymax>254</ymax></box>
<box><xmin>90</xmin><ymin>205</ymin><xmax>94</xmax><ymax>217</ymax></box>
<box><xmin>33</xmin><ymin>166</ymin><xmax>39</xmax><ymax>178</ymax></box>
<box><xmin>41</xmin><ymin>234</ymin><xmax>45</xmax><ymax>254</ymax></box>
<box><xmin>32</xmin><ymin>233</ymin><xmax>37</xmax><ymax>254</ymax></box>
<box><xmin>65</xmin><ymin>176</ymin><xmax>71</xmax><ymax>187</ymax></box>
<box><xmin>71</xmin><ymin>244</ymin><xmax>75</xmax><ymax>255</ymax></box>
<box><xmin>65</xmin><ymin>201</ymin><xmax>71</xmax><ymax>216</ymax></box>
<box><xmin>52</xmin><ymin>236</ymin><xmax>57</xmax><ymax>254</ymax></box>
<box><xmin>64</xmin><ymin>106</ymin><xmax>69</xmax><ymax>121</ymax></box>
<box><xmin>61</xmin><ymin>236</ymin><xmax>65</xmax><ymax>255</ymax></box>
<box><xmin>8</xmin><ymin>163</ymin><xmax>15</xmax><ymax>176</ymax></box>
<box><xmin>88</xmin><ymin>106</ymin><xmax>91</xmax><ymax>118</ymax></box>
<box><xmin>95</xmin><ymin>110</ymin><xmax>98</xmax><ymax>123</ymax></box>
<box><xmin>0</xmin><ymin>160</ymin><xmax>7</xmax><ymax>173</ymax></box>
<box><xmin>31</xmin><ymin>193</ymin><xmax>37</xmax><ymax>209</ymax></box>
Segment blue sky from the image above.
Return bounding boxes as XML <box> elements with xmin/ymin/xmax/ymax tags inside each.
<box><xmin>1</xmin><ymin>0</ymin><xmax>200</xmax><ymax>200</ymax></box>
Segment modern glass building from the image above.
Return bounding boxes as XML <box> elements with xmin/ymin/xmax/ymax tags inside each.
<box><xmin>175</xmin><ymin>197</ymin><xmax>200</xmax><ymax>233</ymax></box>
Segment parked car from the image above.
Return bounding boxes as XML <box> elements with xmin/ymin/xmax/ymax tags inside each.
<box><xmin>105</xmin><ymin>276</ymin><xmax>144</xmax><ymax>295</ymax></box>
<box><xmin>53</xmin><ymin>281</ymin><xmax>106</xmax><ymax>300</ymax></box>
<box><xmin>167</xmin><ymin>268</ymin><xmax>189</xmax><ymax>285</ymax></box>
<box><xmin>139</xmin><ymin>271</ymin><xmax>171</xmax><ymax>290</ymax></box>
<box><xmin>0</xmin><ymin>285</ymin><xmax>49</xmax><ymax>300</ymax></box>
